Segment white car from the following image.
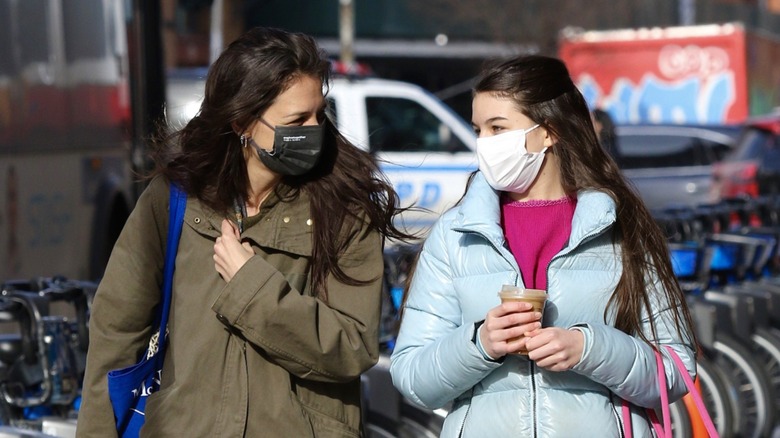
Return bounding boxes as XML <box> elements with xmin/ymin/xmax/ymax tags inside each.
<box><xmin>615</xmin><ymin>124</ymin><xmax>739</xmax><ymax>210</ymax></box>
<box><xmin>326</xmin><ymin>77</ymin><xmax>477</xmax><ymax>234</ymax></box>
<box><xmin>167</xmin><ymin>70</ymin><xmax>478</xmax><ymax>236</ymax></box>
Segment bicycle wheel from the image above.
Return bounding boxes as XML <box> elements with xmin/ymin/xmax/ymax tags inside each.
<box><xmin>0</xmin><ymin>400</ymin><xmax>11</xmax><ymax>426</ymax></box>
<box><xmin>670</xmin><ymin>399</ymin><xmax>693</xmax><ymax>438</ymax></box>
<box><xmin>399</xmin><ymin>401</ymin><xmax>443</xmax><ymax>438</ymax></box>
<box><xmin>750</xmin><ymin>327</ymin><xmax>780</xmax><ymax>415</ymax></box>
<box><xmin>397</xmin><ymin>418</ymin><xmax>440</xmax><ymax>438</ymax></box>
<box><xmin>711</xmin><ymin>334</ymin><xmax>775</xmax><ymax>438</ymax></box>
<box><xmin>696</xmin><ymin>355</ymin><xmax>736</xmax><ymax>438</ymax></box>
<box><xmin>365</xmin><ymin>423</ymin><xmax>396</xmax><ymax>438</ymax></box>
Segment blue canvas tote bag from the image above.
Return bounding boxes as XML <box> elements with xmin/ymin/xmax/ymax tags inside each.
<box><xmin>106</xmin><ymin>183</ymin><xmax>186</xmax><ymax>437</ymax></box>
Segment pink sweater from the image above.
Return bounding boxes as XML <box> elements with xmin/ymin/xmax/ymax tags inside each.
<box><xmin>501</xmin><ymin>195</ymin><xmax>577</xmax><ymax>290</ymax></box>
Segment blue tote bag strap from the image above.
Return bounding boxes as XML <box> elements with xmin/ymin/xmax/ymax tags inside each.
<box><xmin>107</xmin><ymin>182</ymin><xmax>187</xmax><ymax>437</ymax></box>
<box><xmin>156</xmin><ymin>183</ymin><xmax>187</xmax><ymax>349</ymax></box>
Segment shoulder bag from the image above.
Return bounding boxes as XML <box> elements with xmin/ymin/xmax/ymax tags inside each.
<box><xmin>622</xmin><ymin>345</ymin><xmax>719</xmax><ymax>438</ymax></box>
<box><xmin>106</xmin><ymin>183</ymin><xmax>187</xmax><ymax>437</ymax></box>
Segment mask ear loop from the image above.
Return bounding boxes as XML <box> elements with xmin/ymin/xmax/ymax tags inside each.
<box><xmin>258</xmin><ymin>118</ymin><xmax>279</xmax><ymax>156</ymax></box>
<box><xmin>525</xmin><ymin>124</ymin><xmax>540</xmax><ymax>134</ymax></box>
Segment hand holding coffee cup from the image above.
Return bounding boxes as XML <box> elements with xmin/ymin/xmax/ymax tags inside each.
<box><xmin>498</xmin><ymin>285</ymin><xmax>548</xmax><ymax>355</ymax></box>
<box><xmin>479</xmin><ymin>285</ymin><xmax>548</xmax><ymax>358</ymax></box>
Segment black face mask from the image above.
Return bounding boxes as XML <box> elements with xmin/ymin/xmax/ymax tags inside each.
<box><xmin>250</xmin><ymin>122</ymin><xmax>325</xmax><ymax>176</ymax></box>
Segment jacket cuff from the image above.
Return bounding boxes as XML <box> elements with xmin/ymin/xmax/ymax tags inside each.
<box><xmin>472</xmin><ymin>320</ymin><xmax>503</xmax><ymax>363</ymax></box>
<box><xmin>211</xmin><ymin>256</ymin><xmax>274</xmax><ymax>325</ymax></box>
<box><xmin>568</xmin><ymin>323</ymin><xmax>591</xmax><ymax>367</ymax></box>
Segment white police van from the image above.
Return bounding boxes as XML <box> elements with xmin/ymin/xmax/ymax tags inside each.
<box><xmin>326</xmin><ymin>77</ymin><xmax>477</xmax><ymax>234</ymax></box>
<box><xmin>167</xmin><ymin>70</ymin><xmax>478</xmax><ymax>236</ymax></box>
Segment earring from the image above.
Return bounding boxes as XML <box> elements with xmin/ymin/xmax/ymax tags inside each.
<box><xmin>240</xmin><ymin>134</ymin><xmax>248</xmax><ymax>148</ymax></box>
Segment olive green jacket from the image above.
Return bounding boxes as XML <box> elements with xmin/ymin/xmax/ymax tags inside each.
<box><xmin>76</xmin><ymin>177</ymin><xmax>383</xmax><ymax>437</ymax></box>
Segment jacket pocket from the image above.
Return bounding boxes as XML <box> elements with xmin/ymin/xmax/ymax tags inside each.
<box><xmin>291</xmin><ymin>376</ymin><xmax>361</xmax><ymax>437</ymax></box>
<box><xmin>300</xmin><ymin>404</ymin><xmax>359</xmax><ymax>438</ymax></box>
<box><xmin>141</xmin><ymin>386</ymin><xmax>178</xmax><ymax>437</ymax></box>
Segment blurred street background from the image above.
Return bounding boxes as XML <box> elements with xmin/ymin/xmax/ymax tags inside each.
<box><xmin>164</xmin><ymin>0</ymin><xmax>780</xmax><ymax>122</ymax></box>
<box><xmin>5</xmin><ymin>1</ymin><xmax>780</xmax><ymax>437</ymax></box>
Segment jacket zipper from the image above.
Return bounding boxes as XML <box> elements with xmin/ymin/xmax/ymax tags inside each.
<box><xmin>531</xmin><ymin>360</ymin><xmax>538</xmax><ymax>438</ymax></box>
<box><xmin>612</xmin><ymin>395</ymin><xmax>627</xmax><ymax>438</ymax></box>
<box><xmin>532</xmin><ymin>223</ymin><xmax>612</xmax><ymax>438</ymax></box>
<box><xmin>456</xmin><ymin>220</ymin><xmax>612</xmax><ymax>437</ymax></box>
<box><xmin>456</xmin><ymin>389</ymin><xmax>474</xmax><ymax>438</ymax></box>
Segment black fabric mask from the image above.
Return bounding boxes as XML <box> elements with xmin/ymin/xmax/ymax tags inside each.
<box><xmin>250</xmin><ymin>123</ymin><xmax>325</xmax><ymax>176</ymax></box>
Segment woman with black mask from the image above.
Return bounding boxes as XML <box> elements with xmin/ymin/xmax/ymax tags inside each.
<box><xmin>78</xmin><ymin>27</ymin><xmax>410</xmax><ymax>437</ymax></box>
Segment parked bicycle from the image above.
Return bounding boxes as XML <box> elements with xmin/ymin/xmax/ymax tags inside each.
<box><xmin>658</xmin><ymin>195</ymin><xmax>780</xmax><ymax>438</ymax></box>
<box><xmin>0</xmin><ymin>277</ymin><xmax>96</xmax><ymax>436</ymax></box>
<box><xmin>6</xmin><ymin>197</ymin><xmax>780</xmax><ymax>438</ymax></box>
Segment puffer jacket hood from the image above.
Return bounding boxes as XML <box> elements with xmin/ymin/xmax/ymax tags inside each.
<box><xmin>390</xmin><ymin>172</ymin><xmax>696</xmax><ymax>437</ymax></box>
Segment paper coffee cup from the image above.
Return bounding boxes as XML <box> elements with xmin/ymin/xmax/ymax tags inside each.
<box><xmin>498</xmin><ymin>285</ymin><xmax>547</xmax><ymax>354</ymax></box>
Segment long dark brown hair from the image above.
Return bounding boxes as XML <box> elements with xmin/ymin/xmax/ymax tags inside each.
<box><xmin>473</xmin><ymin>55</ymin><xmax>695</xmax><ymax>347</ymax></box>
<box><xmin>151</xmin><ymin>27</ymin><xmax>413</xmax><ymax>299</ymax></box>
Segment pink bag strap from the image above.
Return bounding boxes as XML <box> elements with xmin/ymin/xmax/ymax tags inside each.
<box><xmin>622</xmin><ymin>402</ymin><xmax>632</xmax><ymax>437</ymax></box>
<box><xmin>656</xmin><ymin>347</ymin><xmax>672</xmax><ymax>437</ymax></box>
<box><xmin>621</xmin><ymin>346</ymin><xmax>718</xmax><ymax>438</ymax></box>
<box><xmin>665</xmin><ymin>346</ymin><xmax>719</xmax><ymax>436</ymax></box>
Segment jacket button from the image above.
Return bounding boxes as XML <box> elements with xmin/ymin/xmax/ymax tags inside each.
<box><xmin>306</xmin><ymin>219</ymin><xmax>312</xmax><ymax>226</ymax></box>
<box><xmin>283</xmin><ymin>217</ymin><xmax>290</xmax><ymax>223</ymax></box>
<box><xmin>194</xmin><ymin>217</ymin><xmax>201</xmax><ymax>224</ymax></box>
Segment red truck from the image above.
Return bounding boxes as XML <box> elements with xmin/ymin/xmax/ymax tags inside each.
<box><xmin>558</xmin><ymin>22</ymin><xmax>780</xmax><ymax>125</ymax></box>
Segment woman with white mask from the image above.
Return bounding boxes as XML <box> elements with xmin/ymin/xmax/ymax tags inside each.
<box><xmin>390</xmin><ymin>55</ymin><xmax>697</xmax><ymax>436</ymax></box>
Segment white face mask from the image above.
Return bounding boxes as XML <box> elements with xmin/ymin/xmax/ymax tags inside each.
<box><xmin>476</xmin><ymin>124</ymin><xmax>547</xmax><ymax>193</ymax></box>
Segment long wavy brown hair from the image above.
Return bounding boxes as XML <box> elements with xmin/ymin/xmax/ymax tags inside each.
<box><xmin>150</xmin><ymin>27</ymin><xmax>413</xmax><ymax>299</ymax></box>
<box><xmin>472</xmin><ymin>55</ymin><xmax>695</xmax><ymax>347</ymax></box>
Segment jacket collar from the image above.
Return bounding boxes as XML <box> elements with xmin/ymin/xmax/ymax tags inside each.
<box><xmin>451</xmin><ymin>172</ymin><xmax>617</xmax><ymax>250</ymax></box>
<box><xmin>184</xmin><ymin>184</ymin><xmax>314</xmax><ymax>256</ymax></box>
<box><xmin>451</xmin><ymin>173</ymin><xmax>504</xmax><ymax>246</ymax></box>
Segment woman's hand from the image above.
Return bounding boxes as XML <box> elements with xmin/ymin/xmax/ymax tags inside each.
<box><xmin>479</xmin><ymin>302</ymin><xmax>542</xmax><ymax>359</ymax></box>
<box><xmin>524</xmin><ymin>327</ymin><xmax>584</xmax><ymax>371</ymax></box>
<box><xmin>214</xmin><ymin>219</ymin><xmax>254</xmax><ymax>282</ymax></box>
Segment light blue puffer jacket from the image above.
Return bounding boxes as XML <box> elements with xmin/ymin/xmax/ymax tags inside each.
<box><xmin>390</xmin><ymin>173</ymin><xmax>696</xmax><ymax>437</ymax></box>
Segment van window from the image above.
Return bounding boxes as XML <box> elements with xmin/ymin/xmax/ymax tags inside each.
<box><xmin>0</xmin><ymin>1</ymin><xmax>14</xmax><ymax>76</ymax></box>
<box><xmin>700</xmin><ymin>139</ymin><xmax>732</xmax><ymax>161</ymax></box>
<box><xmin>618</xmin><ymin>134</ymin><xmax>712</xmax><ymax>169</ymax></box>
<box><xmin>63</xmin><ymin>0</ymin><xmax>107</xmax><ymax>61</ymax></box>
<box><xmin>753</xmin><ymin>130</ymin><xmax>780</xmax><ymax>172</ymax></box>
<box><xmin>366</xmin><ymin>97</ymin><xmax>468</xmax><ymax>153</ymax></box>
<box><xmin>18</xmin><ymin>0</ymin><xmax>49</xmax><ymax>66</ymax></box>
